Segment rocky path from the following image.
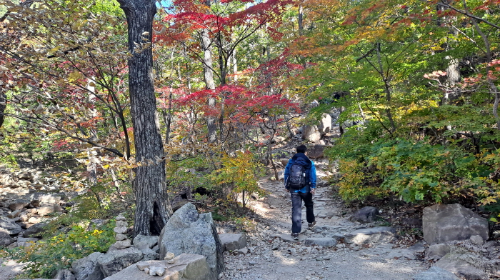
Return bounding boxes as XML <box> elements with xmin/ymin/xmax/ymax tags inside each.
<box><xmin>220</xmin><ymin>161</ymin><xmax>427</xmax><ymax>280</ymax></box>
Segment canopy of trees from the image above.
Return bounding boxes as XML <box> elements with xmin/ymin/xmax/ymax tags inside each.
<box><xmin>1</xmin><ymin>0</ymin><xmax>500</xmax><ymax>267</ymax></box>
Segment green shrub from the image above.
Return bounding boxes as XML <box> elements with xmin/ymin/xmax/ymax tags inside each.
<box><xmin>2</xmin><ymin>219</ymin><xmax>115</xmax><ymax>278</ymax></box>
<box><xmin>332</xmin><ymin>138</ymin><xmax>482</xmax><ymax>203</ymax></box>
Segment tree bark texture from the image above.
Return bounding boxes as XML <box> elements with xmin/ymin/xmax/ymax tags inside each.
<box><xmin>117</xmin><ymin>0</ymin><xmax>170</xmax><ymax>236</ymax></box>
<box><xmin>0</xmin><ymin>92</ymin><xmax>6</xmax><ymax>128</ymax></box>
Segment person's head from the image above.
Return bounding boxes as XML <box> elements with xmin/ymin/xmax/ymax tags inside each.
<box><xmin>296</xmin><ymin>145</ymin><xmax>307</xmax><ymax>154</ymax></box>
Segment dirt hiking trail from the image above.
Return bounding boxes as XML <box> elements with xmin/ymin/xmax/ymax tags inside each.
<box><xmin>220</xmin><ymin>160</ymin><xmax>426</xmax><ymax>280</ymax></box>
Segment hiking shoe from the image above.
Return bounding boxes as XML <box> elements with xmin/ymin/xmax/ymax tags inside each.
<box><xmin>308</xmin><ymin>221</ymin><xmax>316</xmax><ymax>230</ymax></box>
<box><xmin>291</xmin><ymin>233</ymin><xmax>299</xmax><ymax>240</ymax></box>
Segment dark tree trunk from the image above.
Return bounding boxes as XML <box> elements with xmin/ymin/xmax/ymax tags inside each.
<box><xmin>117</xmin><ymin>0</ymin><xmax>170</xmax><ymax>236</ymax></box>
<box><xmin>0</xmin><ymin>92</ymin><xmax>6</xmax><ymax>128</ymax></box>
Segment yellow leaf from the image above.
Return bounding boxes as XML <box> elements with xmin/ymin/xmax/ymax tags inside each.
<box><xmin>68</xmin><ymin>71</ymin><xmax>83</xmax><ymax>83</ymax></box>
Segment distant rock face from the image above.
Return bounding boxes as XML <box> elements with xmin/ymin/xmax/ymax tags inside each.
<box><xmin>423</xmin><ymin>204</ymin><xmax>489</xmax><ymax>245</ymax></box>
<box><xmin>158</xmin><ymin>203</ymin><xmax>224</xmax><ymax>279</ymax></box>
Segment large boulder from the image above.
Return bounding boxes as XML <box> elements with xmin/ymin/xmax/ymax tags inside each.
<box><xmin>302</xmin><ymin>125</ymin><xmax>321</xmax><ymax>142</ymax></box>
<box><xmin>159</xmin><ymin>203</ymin><xmax>223</xmax><ymax>279</ymax></box>
<box><xmin>423</xmin><ymin>204</ymin><xmax>488</xmax><ymax>245</ymax></box>
<box><xmin>103</xmin><ymin>254</ymin><xmax>210</xmax><ymax>280</ymax></box>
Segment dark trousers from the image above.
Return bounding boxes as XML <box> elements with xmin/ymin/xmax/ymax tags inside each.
<box><xmin>291</xmin><ymin>192</ymin><xmax>315</xmax><ymax>234</ymax></box>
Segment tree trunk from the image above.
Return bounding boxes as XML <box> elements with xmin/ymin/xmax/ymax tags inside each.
<box><xmin>202</xmin><ymin>28</ymin><xmax>217</xmax><ymax>143</ymax></box>
<box><xmin>0</xmin><ymin>92</ymin><xmax>6</xmax><ymax>128</ymax></box>
<box><xmin>117</xmin><ymin>0</ymin><xmax>170</xmax><ymax>236</ymax></box>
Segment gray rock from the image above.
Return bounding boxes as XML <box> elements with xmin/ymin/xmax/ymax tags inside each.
<box><xmin>71</xmin><ymin>252</ymin><xmax>105</xmax><ymax>280</ymax></box>
<box><xmin>304</xmin><ymin>238</ymin><xmax>337</xmax><ymax>247</ymax></box>
<box><xmin>8</xmin><ymin>200</ymin><xmax>28</xmax><ymax>211</ymax></box>
<box><xmin>32</xmin><ymin>193</ymin><xmax>62</xmax><ymax>205</ymax></box>
<box><xmin>23</xmin><ymin>222</ymin><xmax>47</xmax><ymax>238</ymax></box>
<box><xmin>470</xmin><ymin>235</ymin><xmax>484</xmax><ymax>246</ymax></box>
<box><xmin>115</xmin><ymin>234</ymin><xmax>127</xmax><ymax>241</ymax></box>
<box><xmin>37</xmin><ymin>206</ymin><xmax>55</xmax><ymax>216</ymax></box>
<box><xmin>17</xmin><ymin>237</ymin><xmax>38</xmax><ymax>247</ymax></box>
<box><xmin>110</xmin><ymin>239</ymin><xmax>131</xmax><ymax>250</ymax></box>
<box><xmin>219</xmin><ymin>233</ymin><xmax>247</xmax><ymax>251</ymax></box>
<box><xmin>351</xmin><ymin>206</ymin><xmax>379</xmax><ymax>223</ymax></box>
<box><xmin>345</xmin><ymin>227</ymin><xmax>396</xmax><ymax>245</ymax></box>
<box><xmin>55</xmin><ymin>269</ymin><xmax>76</xmax><ymax>280</ymax></box>
<box><xmin>413</xmin><ymin>266</ymin><xmax>461</xmax><ymax>280</ymax></box>
<box><xmin>159</xmin><ymin>203</ymin><xmax>223</xmax><ymax>280</ymax></box>
<box><xmin>426</xmin><ymin>243</ymin><xmax>451</xmax><ymax>260</ymax></box>
<box><xmin>276</xmin><ymin>233</ymin><xmax>298</xmax><ymax>243</ymax></box>
<box><xmin>307</xmin><ymin>145</ymin><xmax>326</xmax><ymax>159</ymax></box>
<box><xmin>7</xmin><ymin>209</ymin><xmax>21</xmax><ymax>219</ymax></box>
<box><xmin>133</xmin><ymin>234</ymin><xmax>158</xmax><ymax>250</ymax></box>
<box><xmin>140</xmin><ymin>248</ymin><xmax>159</xmax><ymax>261</ymax></box>
<box><xmin>103</xmin><ymin>253</ymin><xmax>210</xmax><ymax>280</ymax></box>
<box><xmin>0</xmin><ymin>216</ymin><xmax>22</xmax><ymax>235</ymax></box>
<box><xmin>0</xmin><ymin>231</ymin><xmax>14</xmax><ymax>246</ymax></box>
<box><xmin>98</xmin><ymin>247</ymin><xmax>143</xmax><ymax>277</ymax></box>
<box><xmin>115</xmin><ymin>221</ymin><xmax>127</xmax><ymax>228</ymax></box>
<box><xmin>302</xmin><ymin>125</ymin><xmax>321</xmax><ymax>142</ymax></box>
<box><xmin>319</xmin><ymin>113</ymin><xmax>332</xmax><ymax>134</ymax></box>
<box><xmin>435</xmin><ymin>249</ymin><xmax>488</xmax><ymax>280</ymax></box>
<box><xmin>113</xmin><ymin>227</ymin><xmax>127</xmax><ymax>234</ymax></box>
<box><xmin>423</xmin><ymin>204</ymin><xmax>488</xmax><ymax>244</ymax></box>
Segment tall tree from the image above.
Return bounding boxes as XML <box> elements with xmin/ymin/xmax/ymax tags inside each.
<box><xmin>117</xmin><ymin>0</ymin><xmax>170</xmax><ymax>236</ymax></box>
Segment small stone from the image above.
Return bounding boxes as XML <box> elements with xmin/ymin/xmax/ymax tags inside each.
<box><xmin>7</xmin><ymin>210</ymin><xmax>21</xmax><ymax>219</ymax></box>
<box><xmin>148</xmin><ymin>266</ymin><xmax>165</xmax><ymax>276</ymax></box>
<box><xmin>113</xmin><ymin>239</ymin><xmax>131</xmax><ymax>249</ymax></box>
<box><xmin>236</xmin><ymin>247</ymin><xmax>248</xmax><ymax>255</ymax></box>
<box><xmin>470</xmin><ymin>235</ymin><xmax>484</xmax><ymax>246</ymax></box>
<box><xmin>114</xmin><ymin>227</ymin><xmax>127</xmax><ymax>234</ymax></box>
<box><xmin>167</xmin><ymin>259</ymin><xmax>175</xmax><ymax>264</ymax></box>
<box><xmin>115</xmin><ymin>233</ymin><xmax>128</xmax><ymax>241</ymax></box>
<box><xmin>115</xmin><ymin>221</ymin><xmax>127</xmax><ymax>228</ymax></box>
<box><xmin>164</xmin><ymin>251</ymin><xmax>175</xmax><ymax>260</ymax></box>
<box><xmin>137</xmin><ymin>263</ymin><xmax>148</xmax><ymax>271</ymax></box>
<box><xmin>116</xmin><ymin>214</ymin><xmax>126</xmax><ymax>221</ymax></box>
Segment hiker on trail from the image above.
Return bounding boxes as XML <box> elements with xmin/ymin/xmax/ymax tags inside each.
<box><xmin>284</xmin><ymin>144</ymin><xmax>317</xmax><ymax>240</ymax></box>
